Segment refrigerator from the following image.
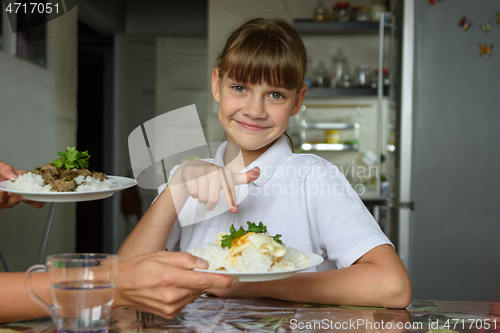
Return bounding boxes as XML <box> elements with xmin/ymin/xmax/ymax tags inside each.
<box><xmin>392</xmin><ymin>0</ymin><xmax>500</xmax><ymax>301</ymax></box>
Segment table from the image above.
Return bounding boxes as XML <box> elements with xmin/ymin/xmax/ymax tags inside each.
<box><xmin>2</xmin><ymin>297</ymin><xmax>500</xmax><ymax>333</ymax></box>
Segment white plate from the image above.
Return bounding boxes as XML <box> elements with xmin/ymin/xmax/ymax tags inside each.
<box><xmin>194</xmin><ymin>251</ymin><xmax>324</xmax><ymax>282</ymax></box>
<box><xmin>0</xmin><ymin>176</ymin><xmax>138</xmax><ymax>202</ymax></box>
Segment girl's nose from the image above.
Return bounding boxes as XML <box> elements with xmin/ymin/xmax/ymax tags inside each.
<box><xmin>242</xmin><ymin>97</ymin><xmax>266</xmax><ymax>118</ymax></box>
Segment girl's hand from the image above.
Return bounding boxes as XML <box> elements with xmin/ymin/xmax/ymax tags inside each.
<box><xmin>114</xmin><ymin>251</ymin><xmax>237</xmax><ymax>319</ymax></box>
<box><xmin>171</xmin><ymin>160</ymin><xmax>260</xmax><ymax>214</ymax></box>
<box><xmin>206</xmin><ymin>281</ymin><xmax>264</xmax><ymax>299</ymax></box>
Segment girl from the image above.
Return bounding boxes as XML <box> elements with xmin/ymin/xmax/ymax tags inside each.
<box><xmin>118</xmin><ymin>18</ymin><xmax>411</xmax><ymax>309</ymax></box>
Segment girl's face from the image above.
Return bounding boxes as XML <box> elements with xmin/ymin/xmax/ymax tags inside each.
<box><xmin>212</xmin><ymin>69</ymin><xmax>307</xmax><ymax>155</ymax></box>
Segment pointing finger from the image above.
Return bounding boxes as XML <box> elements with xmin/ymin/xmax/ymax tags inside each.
<box><xmin>221</xmin><ymin>168</ymin><xmax>238</xmax><ymax>213</ymax></box>
<box><xmin>233</xmin><ymin>167</ymin><xmax>260</xmax><ymax>186</ymax></box>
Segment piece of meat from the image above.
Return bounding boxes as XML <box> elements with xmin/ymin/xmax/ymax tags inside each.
<box><xmin>50</xmin><ymin>179</ymin><xmax>76</xmax><ymax>192</ymax></box>
<box><xmin>91</xmin><ymin>172</ymin><xmax>107</xmax><ymax>181</ymax></box>
<box><xmin>42</xmin><ymin>172</ymin><xmax>56</xmax><ymax>183</ymax></box>
<box><xmin>59</xmin><ymin>168</ymin><xmax>91</xmax><ymax>180</ymax></box>
<box><xmin>40</xmin><ymin>163</ymin><xmax>59</xmax><ymax>176</ymax></box>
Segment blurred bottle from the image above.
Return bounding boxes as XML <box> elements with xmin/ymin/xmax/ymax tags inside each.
<box><xmin>370</xmin><ymin>0</ymin><xmax>386</xmax><ymax>22</ymax></box>
<box><xmin>332</xmin><ymin>48</ymin><xmax>349</xmax><ymax>87</ymax></box>
<box><xmin>313</xmin><ymin>61</ymin><xmax>330</xmax><ymax>87</ymax></box>
<box><xmin>340</xmin><ymin>67</ymin><xmax>351</xmax><ymax>88</ymax></box>
<box><xmin>372</xmin><ymin>69</ymin><xmax>390</xmax><ymax>88</ymax></box>
<box><xmin>352</xmin><ymin>6</ymin><xmax>372</xmax><ymax>21</ymax></box>
<box><xmin>332</xmin><ymin>2</ymin><xmax>351</xmax><ymax>22</ymax></box>
<box><xmin>313</xmin><ymin>1</ymin><xmax>329</xmax><ymax>21</ymax></box>
<box><xmin>353</xmin><ymin>65</ymin><xmax>372</xmax><ymax>87</ymax></box>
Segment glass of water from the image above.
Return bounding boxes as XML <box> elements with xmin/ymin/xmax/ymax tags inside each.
<box><xmin>26</xmin><ymin>253</ymin><xmax>119</xmax><ymax>333</ymax></box>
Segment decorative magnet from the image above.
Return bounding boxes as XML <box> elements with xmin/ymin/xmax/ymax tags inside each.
<box><xmin>480</xmin><ymin>22</ymin><xmax>492</xmax><ymax>34</ymax></box>
<box><xmin>427</xmin><ymin>0</ymin><xmax>437</xmax><ymax>5</ymax></box>
<box><xmin>479</xmin><ymin>43</ymin><xmax>493</xmax><ymax>57</ymax></box>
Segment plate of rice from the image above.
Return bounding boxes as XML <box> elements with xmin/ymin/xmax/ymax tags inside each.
<box><xmin>0</xmin><ymin>175</ymin><xmax>137</xmax><ymax>202</ymax></box>
<box><xmin>189</xmin><ymin>222</ymin><xmax>324</xmax><ymax>282</ymax></box>
<box><xmin>0</xmin><ymin>147</ymin><xmax>138</xmax><ymax>202</ymax></box>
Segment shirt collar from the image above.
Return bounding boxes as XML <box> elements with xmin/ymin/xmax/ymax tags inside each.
<box><xmin>212</xmin><ymin>135</ymin><xmax>292</xmax><ymax>187</ymax></box>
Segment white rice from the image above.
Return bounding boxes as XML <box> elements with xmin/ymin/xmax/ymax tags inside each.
<box><xmin>8</xmin><ymin>172</ymin><xmax>118</xmax><ymax>192</ymax></box>
<box><xmin>188</xmin><ymin>243</ymin><xmax>310</xmax><ymax>272</ymax></box>
<box><xmin>8</xmin><ymin>172</ymin><xmax>53</xmax><ymax>192</ymax></box>
<box><xmin>74</xmin><ymin>176</ymin><xmax>118</xmax><ymax>192</ymax></box>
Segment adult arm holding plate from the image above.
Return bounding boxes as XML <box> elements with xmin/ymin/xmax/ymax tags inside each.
<box><xmin>0</xmin><ymin>251</ymin><xmax>236</xmax><ymax>323</ymax></box>
<box><xmin>0</xmin><ymin>160</ymin><xmax>45</xmax><ymax>210</ymax></box>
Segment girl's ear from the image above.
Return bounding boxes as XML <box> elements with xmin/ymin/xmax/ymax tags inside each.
<box><xmin>290</xmin><ymin>85</ymin><xmax>307</xmax><ymax>116</ymax></box>
<box><xmin>212</xmin><ymin>69</ymin><xmax>222</xmax><ymax>103</ymax></box>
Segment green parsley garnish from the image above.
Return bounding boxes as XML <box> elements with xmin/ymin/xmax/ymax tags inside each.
<box><xmin>52</xmin><ymin>147</ymin><xmax>91</xmax><ymax>170</ymax></box>
<box><xmin>221</xmin><ymin>222</ymin><xmax>283</xmax><ymax>249</ymax></box>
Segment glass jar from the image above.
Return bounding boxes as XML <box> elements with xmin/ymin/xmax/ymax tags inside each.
<box><xmin>370</xmin><ymin>0</ymin><xmax>386</xmax><ymax>22</ymax></box>
<box><xmin>313</xmin><ymin>1</ymin><xmax>329</xmax><ymax>21</ymax></box>
<box><xmin>372</xmin><ymin>69</ymin><xmax>390</xmax><ymax>88</ymax></box>
<box><xmin>340</xmin><ymin>67</ymin><xmax>351</xmax><ymax>88</ymax></box>
<box><xmin>332</xmin><ymin>48</ymin><xmax>348</xmax><ymax>87</ymax></box>
<box><xmin>353</xmin><ymin>65</ymin><xmax>371</xmax><ymax>87</ymax></box>
<box><xmin>312</xmin><ymin>61</ymin><xmax>330</xmax><ymax>87</ymax></box>
<box><xmin>352</xmin><ymin>6</ymin><xmax>371</xmax><ymax>22</ymax></box>
<box><xmin>332</xmin><ymin>2</ymin><xmax>351</xmax><ymax>22</ymax></box>
<box><xmin>325</xmin><ymin>130</ymin><xmax>341</xmax><ymax>144</ymax></box>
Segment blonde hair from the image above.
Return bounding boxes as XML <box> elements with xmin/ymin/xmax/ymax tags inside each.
<box><xmin>216</xmin><ymin>18</ymin><xmax>307</xmax><ymax>91</ymax></box>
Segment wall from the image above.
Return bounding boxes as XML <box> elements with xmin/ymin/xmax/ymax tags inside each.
<box><xmin>126</xmin><ymin>0</ymin><xmax>207</xmax><ymax>36</ymax></box>
<box><xmin>0</xmin><ymin>8</ymin><xmax>78</xmax><ymax>271</ymax></box>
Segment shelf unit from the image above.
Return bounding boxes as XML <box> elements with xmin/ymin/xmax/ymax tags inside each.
<box><xmin>306</xmin><ymin>87</ymin><xmax>388</xmax><ymax>98</ymax></box>
<box><xmin>292</xmin><ymin>19</ymin><xmax>393</xmax><ymax>35</ymax></box>
<box><xmin>298</xmin><ymin>105</ymin><xmax>362</xmax><ymax>152</ymax></box>
<box><xmin>301</xmin><ymin>143</ymin><xmax>359</xmax><ymax>152</ymax></box>
<box><xmin>292</xmin><ymin>14</ymin><xmax>395</xmax><ymax>199</ymax></box>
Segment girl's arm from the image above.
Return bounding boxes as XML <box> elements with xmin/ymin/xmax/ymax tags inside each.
<box><xmin>117</xmin><ymin>162</ymin><xmax>260</xmax><ymax>260</ymax></box>
<box><xmin>117</xmin><ymin>183</ymin><xmax>187</xmax><ymax>259</ymax></box>
<box><xmin>208</xmin><ymin>244</ymin><xmax>412</xmax><ymax>309</ymax></box>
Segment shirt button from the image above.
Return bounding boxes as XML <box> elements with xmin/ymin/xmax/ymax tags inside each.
<box><xmin>224</xmin><ymin>219</ymin><xmax>231</xmax><ymax>226</ymax></box>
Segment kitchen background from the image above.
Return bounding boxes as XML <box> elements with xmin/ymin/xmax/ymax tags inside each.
<box><xmin>0</xmin><ymin>0</ymin><xmax>499</xmax><ymax>302</ymax></box>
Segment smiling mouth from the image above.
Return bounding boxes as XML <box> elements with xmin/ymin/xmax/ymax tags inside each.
<box><xmin>234</xmin><ymin>120</ymin><xmax>269</xmax><ymax>131</ymax></box>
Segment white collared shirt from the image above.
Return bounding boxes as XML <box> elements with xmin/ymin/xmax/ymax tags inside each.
<box><xmin>159</xmin><ymin>135</ymin><xmax>391</xmax><ymax>271</ymax></box>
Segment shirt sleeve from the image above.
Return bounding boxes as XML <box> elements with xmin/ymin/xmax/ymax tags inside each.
<box><xmin>305</xmin><ymin>159</ymin><xmax>392</xmax><ymax>269</ymax></box>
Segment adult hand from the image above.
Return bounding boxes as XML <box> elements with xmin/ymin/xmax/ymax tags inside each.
<box><xmin>114</xmin><ymin>251</ymin><xmax>237</xmax><ymax>319</ymax></box>
<box><xmin>0</xmin><ymin>160</ymin><xmax>45</xmax><ymax>210</ymax></box>
<box><xmin>171</xmin><ymin>160</ymin><xmax>260</xmax><ymax>214</ymax></box>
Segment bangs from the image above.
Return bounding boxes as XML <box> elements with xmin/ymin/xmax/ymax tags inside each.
<box><xmin>218</xmin><ymin>22</ymin><xmax>306</xmax><ymax>91</ymax></box>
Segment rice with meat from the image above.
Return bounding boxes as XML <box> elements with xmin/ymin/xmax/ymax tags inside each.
<box><xmin>8</xmin><ymin>172</ymin><xmax>118</xmax><ymax>192</ymax></box>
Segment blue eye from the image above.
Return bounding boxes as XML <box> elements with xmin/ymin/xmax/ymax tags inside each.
<box><xmin>270</xmin><ymin>92</ymin><xmax>284</xmax><ymax>99</ymax></box>
<box><xmin>233</xmin><ymin>86</ymin><xmax>246</xmax><ymax>92</ymax></box>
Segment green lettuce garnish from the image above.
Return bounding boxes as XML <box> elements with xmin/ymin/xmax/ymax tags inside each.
<box><xmin>221</xmin><ymin>221</ymin><xmax>283</xmax><ymax>249</ymax></box>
